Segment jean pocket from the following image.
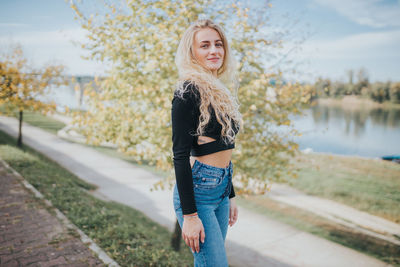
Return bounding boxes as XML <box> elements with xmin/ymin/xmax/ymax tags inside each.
<box><xmin>193</xmin><ymin>172</ymin><xmax>222</xmax><ymax>189</ymax></box>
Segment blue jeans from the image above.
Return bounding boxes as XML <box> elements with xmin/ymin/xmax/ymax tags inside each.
<box><xmin>173</xmin><ymin>159</ymin><xmax>233</xmax><ymax>267</ymax></box>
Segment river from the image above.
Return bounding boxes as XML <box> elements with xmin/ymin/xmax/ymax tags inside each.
<box><xmin>43</xmin><ymin>85</ymin><xmax>400</xmax><ymax>159</ymax></box>
<box><xmin>289</xmin><ymin>102</ymin><xmax>400</xmax><ymax>158</ymax></box>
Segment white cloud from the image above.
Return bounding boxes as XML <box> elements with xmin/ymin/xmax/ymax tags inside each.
<box><xmin>312</xmin><ymin>0</ymin><xmax>400</xmax><ymax>28</ymax></box>
<box><xmin>0</xmin><ymin>27</ymin><xmax>89</xmax><ymax>46</ymax></box>
<box><xmin>301</xmin><ymin>30</ymin><xmax>400</xmax><ymax>59</ymax></box>
<box><xmin>0</xmin><ymin>23</ymin><xmax>30</xmax><ymax>27</ymax></box>
<box><xmin>292</xmin><ymin>29</ymin><xmax>400</xmax><ymax>82</ymax></box>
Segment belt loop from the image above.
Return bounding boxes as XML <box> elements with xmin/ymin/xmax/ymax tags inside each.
<box><xmin>192</xmin><ymin>160</ymin><xmax>199</xmax><ymax>174</ymax></box>
<box><xmin>225</xmin><ymin>178</ymin><xmax>231</xmax><ymax>197</ymax></box>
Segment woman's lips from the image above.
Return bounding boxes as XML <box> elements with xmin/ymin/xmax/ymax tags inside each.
<box><xmin>208</xmin><ymin>58</ymin><xmax>219</xmax><ymax>62</ymax></box>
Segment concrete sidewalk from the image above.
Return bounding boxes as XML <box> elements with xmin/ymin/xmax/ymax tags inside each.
<box><xmin>0</xmin><ymin>115</ymin><xmax>391</xmax><ymax>267</ymax></box>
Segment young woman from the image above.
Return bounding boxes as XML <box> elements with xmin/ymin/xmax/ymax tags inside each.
<box><xmin>171</xmin><ymin>19</ymin><xmax>242</xmax><ymax>266</ymax></box>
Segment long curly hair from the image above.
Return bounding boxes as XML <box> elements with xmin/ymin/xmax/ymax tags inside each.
<box><xmin>174</xmin><ymin>19</ymin><xmax>243</xmax><ymax>145</ymax></box>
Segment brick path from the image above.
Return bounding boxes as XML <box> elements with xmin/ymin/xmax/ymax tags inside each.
<box><xmin>0</xmin><ymin>160</ymin><xmax>106</xmax><ymax>267</ymax></box>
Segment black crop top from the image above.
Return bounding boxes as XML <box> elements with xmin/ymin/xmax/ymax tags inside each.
<box><xmin>171</xmin><ymin>81</ymin><xmax>239</xmax><ymax>215</ymax></box>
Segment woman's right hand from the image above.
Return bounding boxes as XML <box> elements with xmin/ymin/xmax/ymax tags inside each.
<box><xmin>182</xmin><ymin>214</ymin><xmax>205</xmax><ymax>253</ymax></box>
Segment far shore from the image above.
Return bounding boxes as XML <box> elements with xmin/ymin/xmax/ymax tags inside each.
<box><xmin>299</xmin><ymin>149</ymin><xmax>385</xmax><ymax>160</ymax></box>
<box><xmin>314</xmin><ymin>95</ymin><xmax>400</xmax><ymax>110</ymax></box>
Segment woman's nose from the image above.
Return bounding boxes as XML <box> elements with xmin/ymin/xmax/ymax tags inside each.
<box><xmin>210</xmin><ymin>45</ymin><xmax>217</xmax><ymax>54</ymax></box>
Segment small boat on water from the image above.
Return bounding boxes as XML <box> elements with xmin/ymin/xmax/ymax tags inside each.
<box><xmin>382</xmin><ymin>155</ymin><xmax>400</xmax><ymax>164</ymax></box>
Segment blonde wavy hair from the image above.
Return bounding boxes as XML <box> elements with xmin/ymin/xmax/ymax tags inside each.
<box><xmin>174</xmin><ymin>19</ymin><xmax>243</xmax><ymax>145</ymax></box>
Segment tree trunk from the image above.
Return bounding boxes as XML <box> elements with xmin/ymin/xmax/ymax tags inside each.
<box><xmin>171</xmin><ymin>219</ymin><xmax>181</xmax><ymax>251</ymax></box>
<box><xmin>17</xmin><ymin>110</ymin><xmax>23</xmax><ymax>147</ymax></box>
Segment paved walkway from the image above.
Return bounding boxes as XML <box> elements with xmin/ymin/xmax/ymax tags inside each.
<box><xmin>0</xmin><ymin>158</ymin><xmax>114</xmax><ymax>267</ymax></box>
<box><xmin>0</xmin><ymin>115</ymin><xmax>392</xmax><ymax>267</ymax></box>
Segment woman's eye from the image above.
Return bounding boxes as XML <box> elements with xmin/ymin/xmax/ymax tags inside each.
<box><xmin>200</xmin><ymin>43</ymin><xmax>223</xmax><ymax>48</ymax></box>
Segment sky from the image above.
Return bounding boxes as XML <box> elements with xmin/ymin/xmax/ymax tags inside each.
<box><xmin>0</xmin><ymin>0</ymin><xmax>399</xmax><ymax>83</ymax></box>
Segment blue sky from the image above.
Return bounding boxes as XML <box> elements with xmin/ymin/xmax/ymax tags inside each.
<box><xmin>0</xmin><ymin>0</ymin><xmax>399</xmax><ymax>83</ymax></box>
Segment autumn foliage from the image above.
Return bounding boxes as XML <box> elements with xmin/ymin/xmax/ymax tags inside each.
<box><xmin>0</xmin><ymin>44</ymin><xmax>67</xmax><ymax>146</ymax></box>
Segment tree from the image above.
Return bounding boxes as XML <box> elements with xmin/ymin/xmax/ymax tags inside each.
<box><xmin>69</xmin><ymin>0</ymin><xmax>312</xmax><ymax>256</ymax></box>
<box><xmin>331</xmin><ymin>80</ymin><xmax>346</xmax><ymax>98</ymax></box>
<box><xmin>69</xmin><ymin>0</ymin><xmax>310</xmax><ymax>195</ymax></box>
<box><xmin>370</xmin><ymin>81</ymin><xmax>390</xmax><ymax>103</ymax></box>
<box><xmin>313</xmin><ymin>77</ymin><xmax>331</xmax><ymax>98</ymax></box>
<box><xmin>0</xmin><ymin>44</ymin><xmax>67</xmax><ymax>147</ymax></box>
<box><xmin>345</xmin><ymin>69</ymin><xmax>354</xmax><ymax>95</ymax></box>
<box><xmin>354</xmin><ymin>67</ymin><xmax>369</xmax><ymax>95</ymax></box>
<box><xmin>389</xmin><ymin>82</ymin><xmax>400</xmax><ymax>103</ymax></box>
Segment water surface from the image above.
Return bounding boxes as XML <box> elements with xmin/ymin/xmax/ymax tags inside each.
<box><xmin>289</xmin><ymin>103</ymin><xmax>400</xmax><ymax>158</ymax></box>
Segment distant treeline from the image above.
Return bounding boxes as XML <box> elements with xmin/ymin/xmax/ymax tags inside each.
<box><xmin>308</xmin><ymin>68</ymin><xmax>400</xmax><ymax>104</ymax></box>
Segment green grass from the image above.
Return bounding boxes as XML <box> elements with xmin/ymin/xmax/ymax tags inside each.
<box><xmin>285</xmin><ymin>152</ymin><xmax>400</xmax><ymax>223</ymax></box>
<box><xmin>0</xmin><ymin>130</ymin><xmax>194</xmax><ymax>267</ymax></box>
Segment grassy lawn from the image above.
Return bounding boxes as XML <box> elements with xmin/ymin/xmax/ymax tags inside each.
<box><xmin>0</xmin><ymin>130</ymin><xmax>194</xmax><ymax>266</ymax></box>
<box><xmin>285</xmin><ymin>152</ymin><xmax>400</xmax><ymax>223</ymax></box>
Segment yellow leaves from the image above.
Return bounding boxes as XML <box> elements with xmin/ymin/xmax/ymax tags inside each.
<box><xmin>70</xmin><ymin>3</ymin><xmax>78</xmax><ymax>13</ymax></box>
<box><xmin>143</xmin><ymin>60</ymin><xmax>157</xmax><ymax>73</ymax></box>
<box><xmin>1</xmin><ymin>45</ymin><xmax>64</xmax><ymax>115</ymax></box>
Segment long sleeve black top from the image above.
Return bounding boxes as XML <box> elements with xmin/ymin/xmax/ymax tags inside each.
<box><xmin>171</xmin><ymin>81</ymin><xmax>237</xmax><ymax>215</ymax></box>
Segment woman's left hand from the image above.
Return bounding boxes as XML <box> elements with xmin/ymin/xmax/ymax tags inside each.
<box><xmin>229</xmin><ymin>198</ymin><xmax>238</xmax><ymax>227</ymax></box>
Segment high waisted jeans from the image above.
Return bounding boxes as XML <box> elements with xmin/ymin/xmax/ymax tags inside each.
<box><xmin>173</xmin><ymin>159</ymin><xmax>233</xmax><ymax>267</ymax></box>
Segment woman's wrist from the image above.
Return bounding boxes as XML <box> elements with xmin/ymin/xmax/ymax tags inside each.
<box><xmin>183</xmin><ymin>212</ymin><xmax>198</xmax><ymax>218</ymax></box>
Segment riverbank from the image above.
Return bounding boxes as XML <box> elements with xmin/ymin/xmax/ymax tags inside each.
<box><xmin>4</xmin><ymin>109</ymin><xmax>400</xmax><ymax>220</ymax></box>
<box><xmin>289</xmin><ymin>150</ymin><xmax>400</xmax><ymax>223</ymax></box>
<box><xmin>4</xmin><ymin>109</ymin><xmax>399</xmax><ymax>222</ymax></box>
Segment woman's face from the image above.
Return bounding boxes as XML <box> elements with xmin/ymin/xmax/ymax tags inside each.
<box><xmin>192</xmin><ymin>27</ymin><xmax>225</xmax><ymax>76</ymax></box>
